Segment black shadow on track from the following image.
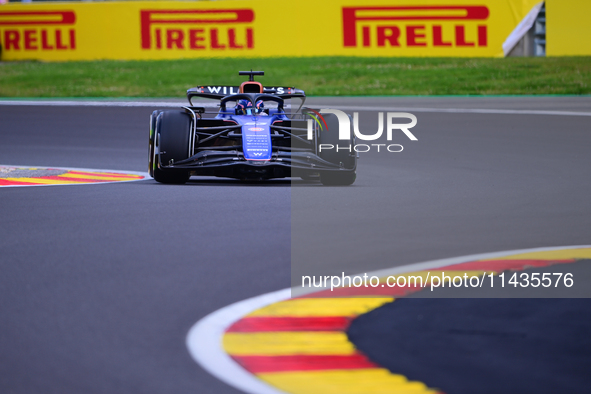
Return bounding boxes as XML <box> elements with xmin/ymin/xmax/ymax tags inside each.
<box><xmin>348</xmin><ymin>260</ymin><xmax>591</xmax><ymax>394</ymax></box>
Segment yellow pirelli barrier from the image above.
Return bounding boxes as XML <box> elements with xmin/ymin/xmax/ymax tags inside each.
<box><xmin>0</xmin><ymin>0</ymin><xmax>572</xmax><ymax>61</ymax></box>
<box><xmin>546</xmin><ymin>0</ymin><xmax>591</xmax><ymax>56</ymax></box>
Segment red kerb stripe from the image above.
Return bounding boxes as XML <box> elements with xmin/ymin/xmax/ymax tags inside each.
<box><xmin>0</xmin><ymin>179</ymin><xmax>37</xmax><ymax>186</ymax></box>
<box><xmin>226</xmin><ymin>316</ymin><xmax>351</xmax><ymax>332</ymax></box>
<box><xmin>232</xmin><ymin>354</ymin><xmax>378</xmax><ymax>373</ymax></box>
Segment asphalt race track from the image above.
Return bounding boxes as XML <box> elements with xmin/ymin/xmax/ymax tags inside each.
<box><xmin>1</xmin><ymin>96</ymin><xmax>591</xmax><ymax>394</ymax></box>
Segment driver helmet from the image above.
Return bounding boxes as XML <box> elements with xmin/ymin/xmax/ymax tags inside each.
<box><xmin>255</xmin><ymin>100</ymin><xmax>264</xmax><ymax>112</ymax></box>
<box><xmin>255</xmin><ymin>100</ymin><xmax>268</xmax><ymax>115</ymax></box>
<box><xmin>235</xmin><ymin>99</ymin><xmax>253</xmax><ymax>115</ymax></box>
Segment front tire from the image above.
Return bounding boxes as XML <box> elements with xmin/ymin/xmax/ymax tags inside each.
<box><xmin>153</xmin><ymin>110</ymin><xmax>192</xmax><ymax>184</ymax></box>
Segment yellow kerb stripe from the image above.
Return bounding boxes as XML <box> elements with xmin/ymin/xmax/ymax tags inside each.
<box><xmin>257</xmin><ymin>369</ymin><xmax>438</xmax><ymax>394</ymax></box>
<box><xmin>223</xmin><ymin>332</ymin><xmax>355</xmax><ymax>356</ymax></box>
<box><xmin>479</xmin><ymin>248</ymin><xmax>591</xmax><ymax>261</ymax></box>
<box><xmin>58</xmin><ymin>173</ymin><xmax>139</xmax><ymax>181</ymax></box>
<box><xmin>247</xmin><ymin>298</ymin><xmax>393</xmax><ymax>317</ymax></box>
<box><xmin>3</xmin><ymin>177</ymin><xmax>87</xmax><ymax>184</ymax></box>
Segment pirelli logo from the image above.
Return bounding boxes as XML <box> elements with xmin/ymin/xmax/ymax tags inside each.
<box><xmin>0</xmin><ymin>11</ymin><xmax>76</xmax><ymax>51</ymax></box>
<box><xmin>140</xmin><ymin>9</ymin><xmax>255</xmax><ymax>50</ymax></box>
<box><xmin>342</xmin><ymin>6</ymin><xmax>489</xmax><ymax>48</ymax></box>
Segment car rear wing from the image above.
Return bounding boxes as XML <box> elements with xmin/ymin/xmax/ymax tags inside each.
<box><xmin>187</xmin><ymin>86</ymin><xmax>306</xmax><ymax>103</ymax></box>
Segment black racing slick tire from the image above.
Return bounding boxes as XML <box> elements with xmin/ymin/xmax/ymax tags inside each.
<box><xmin>153</xmin><ymin>110</ymin><xmax>192</xmax><ymax>184</ymax></box>
<box><xmin>317</xmin><ymin>113</ymin><xmax>357</xmax><ymax>186</ymax></box>
<box><xmin>148</xmin><ymin>110</ymin><xmax>162</xmax><ymax>178</ymax></box>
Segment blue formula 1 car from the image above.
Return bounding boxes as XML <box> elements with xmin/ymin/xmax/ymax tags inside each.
<box><xmin>148</xmin><ymin>71</ymin><xmax>356</xmax><ymax>185</ymax></box>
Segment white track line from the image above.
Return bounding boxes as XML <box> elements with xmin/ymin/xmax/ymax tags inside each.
<box><xmin>324</xmin><ymin>105</ymin><xmax>591</xmax><ymax>117</ymax></box>
<box><xmin>0</xmin><ymin>164</ymin><xmax>149</xmax><ymax>188</ymax></box>
<box><xmin>1</xmin><ymin>100</ymin><xmax>590</xmax><ymax>117</ymax></box>
<box><xmin>186</xmin><ymin>245</ymin><xmax>591</xmax><ymax>394</ymax></box>
<box><xmin>187</xmin><ymin>289</ymin><xmax>292</xmax><ymax>394</ymax></box>
<box><xmin>0</xmin><ymin>100</ymin><xmax>202</xmax><ymax>108</ymax></box>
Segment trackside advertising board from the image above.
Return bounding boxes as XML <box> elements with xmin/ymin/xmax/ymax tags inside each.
<box><xmin>0</xmin><ymin>0</ymin><xmax>586</xmax><ymax>61</ymax></box>
<box><xmin>546</xmin><ymin>0</ymin><xmax>591</xmax><ymax>56</ymax></box>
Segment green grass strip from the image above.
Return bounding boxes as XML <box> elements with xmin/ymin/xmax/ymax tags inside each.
<box><xmin>0</xmin><ymin>56</ymin><xmax>589</xmax><ymax>97</ymax></box>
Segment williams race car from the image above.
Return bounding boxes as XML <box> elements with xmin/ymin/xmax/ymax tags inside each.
<box><xmin>148</xmin><ymin>71</ymin><xmax>357</xmax><ymax>185</ymax></box>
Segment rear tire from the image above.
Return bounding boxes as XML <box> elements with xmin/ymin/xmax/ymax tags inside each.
<box><xmin>153</xmin><ymin>110</ymin><xmax>192</xmax><ymax>184</ymax></box>
<box><xmin>317</xmin><ymin>113</ymin><xmax>357</xmax><ymax>186</ymax></box>
<box><xmin>148</xmin><ymin>110</ymin><xmax>161</xmax><ymax>177</ymax></box>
